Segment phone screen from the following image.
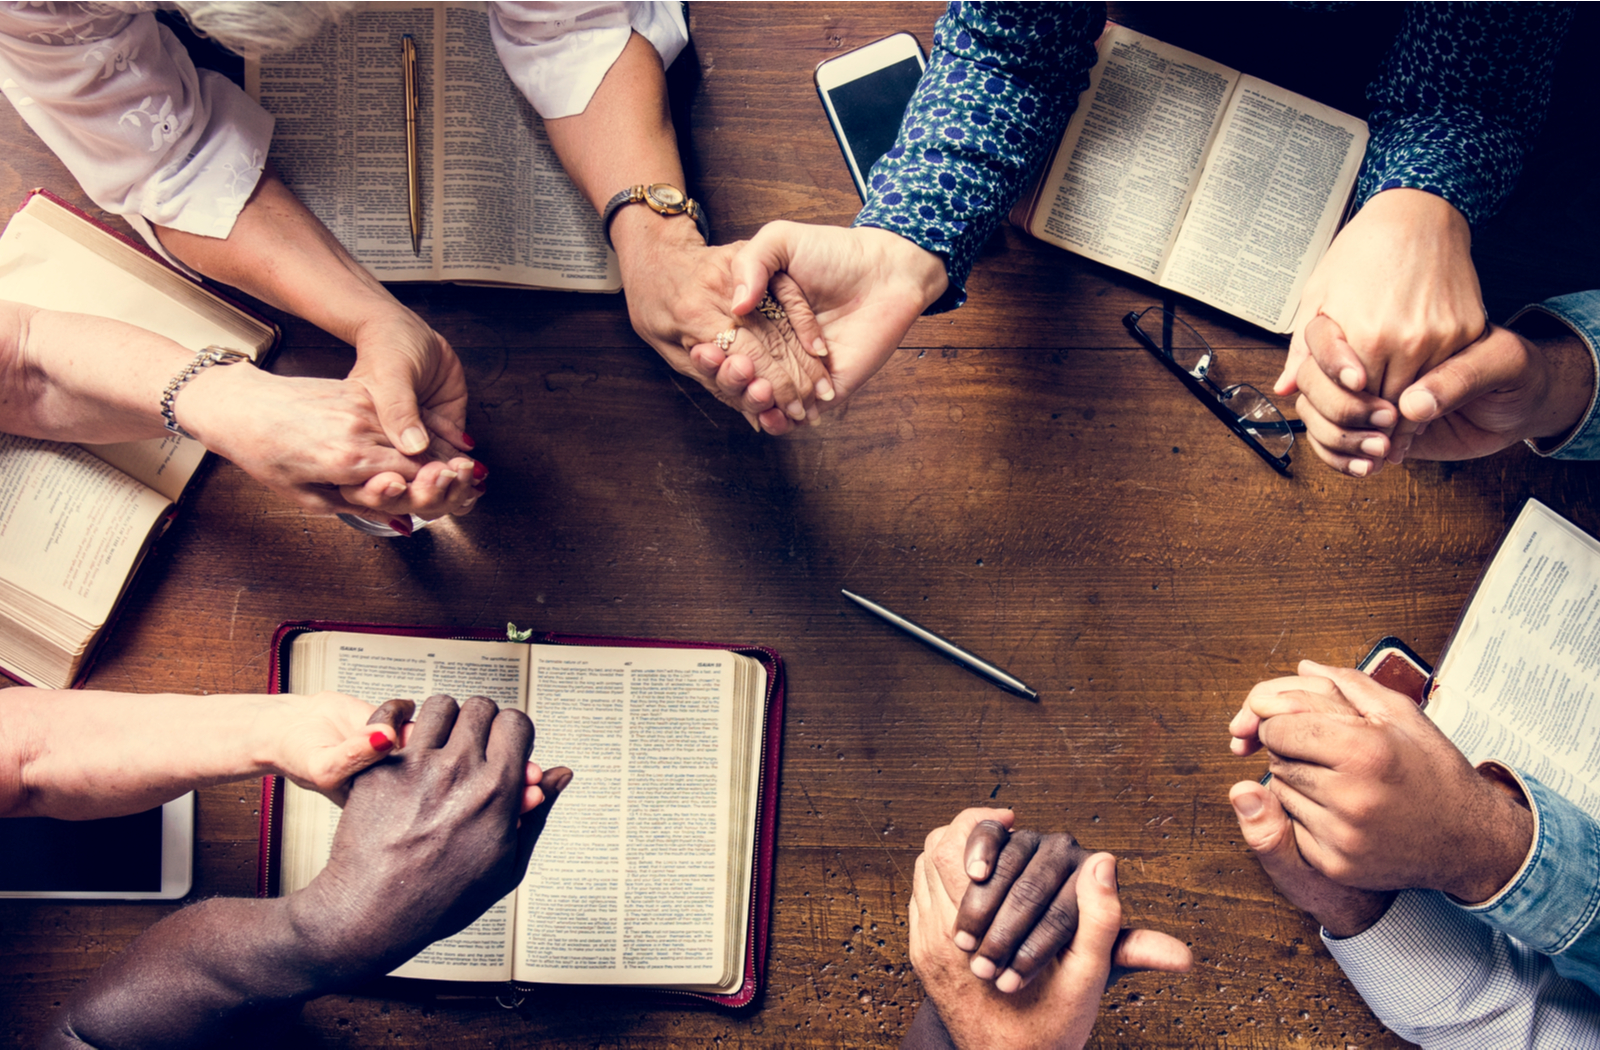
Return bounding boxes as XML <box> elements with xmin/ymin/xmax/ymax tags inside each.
<box><xmin>826</xmin><ymin>56</ymin><xmax>924</xmax><ymax>187</ymax></box>
<box><xmin>0</xmin><ymin>809</ymin><xmax>163</xmax><ymax>892</ymax></box>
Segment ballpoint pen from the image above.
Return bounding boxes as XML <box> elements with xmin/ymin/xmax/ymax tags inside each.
<box><xmin>402</xmin><ymin>34</ymin><xmax>421</xmax><ymax>256</ymax></box>
<box><xmin>841</xmin><ymin>589</ymin><xmax>1039</xmax><ymax>700</ymax></box>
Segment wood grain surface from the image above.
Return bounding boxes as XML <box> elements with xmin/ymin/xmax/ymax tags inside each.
<box><xmin>5</xmin><ymin>4</ymin><xmax>1600</xmax><ymax>1048</ymax></box>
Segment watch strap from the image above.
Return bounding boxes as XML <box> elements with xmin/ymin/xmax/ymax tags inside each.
<box><xmin>160</xmin><ymin>345</ymin><xmax>249</xmax><ymax>439</ymax></box>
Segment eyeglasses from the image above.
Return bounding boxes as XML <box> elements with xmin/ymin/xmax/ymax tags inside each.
<box><xmin>1123</xmin><ymin>306</ymin><xmax>1305</xmax><ymax>476</ymax></box>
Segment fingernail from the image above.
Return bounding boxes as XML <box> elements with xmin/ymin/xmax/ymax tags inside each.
<box><xmin>966</xmin><ymin>859</ymin><xmax>988</xmax><ymax>880</ymax></box>
<box><xmin>1233</xmin><ymin>792</ymin><xmax>1264</xmax><ymax>819</ymax></box>
<box><xmin>438</xmin><ymin>469</ymin><xmax>459</xmax><ymax>483</ymax></box>
<box><xmin>996</xmin><ymin>969</ymin><xmax>1024</xmax><ymax>994</ymax></box>
<box><xmin>1339</xmin><ymin>367</ymin><xmax>1361</xmax><ymax>390</ymax></box>
<box><xmin>813</xmin><ymin>337</ymin><xmax>829</xmax><ymax>357</ymax></box>
<box><xmin>782</xmin><ymin>400</ymin><xmax>802</xmax><ymax>421</ymax></box>
<box><xmin>817</xmin><ymin>378</ymin><xmax>836</xmax><ymax>402</ymax></box>
<box><xmin>969</xmin><ymin>956</ymin><xmax>997</xmax><ymax>980</ymax></box>
<box><xmin>1409</xmin><ymin>389</ymin><xmax>1439</xmax><ymax>420</ymax></box>
<box><xmin>734</xmin><ymin>283</ymin><xmax>748</xmax><ymax>304</ymax></box>
<box><xmin>1359</xmin><ymin>437</ymin><xmax>1386</xmax><ymax>457</ymax></box>
<box><xmin>1370</xmin><ymin>408</ymin><xmax>1396</xmax><ymax>428</ymax></box>
<box><xmin>383</xmin><ymin>480</ymin><xmax>406</xmax><ymax>498</ymax></box>
<box><xmin>460</xmin><ymin>432</ymin><xmax>476</xmax><ymax>449</ymax></box>
<box><xmin>369</xmin><ymin>731</ymin><xmax>394</xmax><ymax>752</ymax></box>
<box><xmin>749</xmin><ymin>416</ymin><xmax>761</xmax><ymax>432</ymax></box>
<box><xmin>1349</xmin><ymin>459</ymin><xmax>1370</xmax><ymax>478</ymax></box>
<box><xmin>472</xmin><ymin>462</ymin><xmax>487</xmax><ymax>482</ymax></box>
<box><xmin>401</xmin><ymin>426</ymin><xmax>428</xmax><ymax>455</ymax></box>
<box><xmin>461</xmin><ymin>497</ymin><xmax>478</xmax><ymax>511</ymax></box>
<box><xmin>389</xmin><ymin>517</ymin><xmax>413</xmax><ymax>536</ymax></box>
<box><xmin>953</xmin><ymin>931</ymin><xmax>977</xmax><ymax>952</ymax></box>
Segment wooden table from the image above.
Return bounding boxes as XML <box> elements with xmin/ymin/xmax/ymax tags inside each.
<box><xmin>5</xmin><ymin>4</ymin><xmax>1600</xmax><ymax>1047</ymax></box>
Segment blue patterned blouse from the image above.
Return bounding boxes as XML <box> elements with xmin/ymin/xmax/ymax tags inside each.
<box><xmin>853</xmin><ymin>1</ymin><xmax>1574</xmax><ymax>313</ymax></box>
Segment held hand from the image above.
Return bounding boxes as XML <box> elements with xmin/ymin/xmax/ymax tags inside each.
<box><xmin>344</xmin><ymin>309</ymin><xmax>473</xmax><ymax>456</ymax></box>
<box><xmin>1279</xmin><ymin>189</ymin><xmax>1485</xmax><ymax>466</ymax></box>
<box><xmin>614</xmin><ymin>221</ymin><xmax>831</xmax><ymax>432</ymax></box>
<box><xmin>1229</xmin><ymin>781</ymin><xmax>1395</xmax><ymax>938</ymax></box>
<box><xmin>911</xmin><ymin>828</ymin><xmax>1191</xmax><ymax>1050</ymax></box>
<box><xmin>267</xmin><ymin>696</ymin><xmax>414</xmax><ymax>807</ymax></box>
<box><xmin>291</xmin><ymin>695</ymin><xmax>573</xmax><ymax>973</ymax></box>
<box><xmin>1235</xmin><ymin>660</ymin><xmax>1532</xmax><ymax>901</ymax></box>
<box><xmin>179</xmin><ymin>366</ymin><xmax>480</xmax><ymax>522</ymax></box>
<box><xmin>707</xmin><ymin>223</ymin><xmax>949</xmax><ymax>427</ymax></box>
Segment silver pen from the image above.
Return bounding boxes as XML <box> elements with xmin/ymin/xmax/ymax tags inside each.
<box><xmin>841</xmin><ymin>589</ymin><xmax>1039</xmax><ymax>700</ymax></box>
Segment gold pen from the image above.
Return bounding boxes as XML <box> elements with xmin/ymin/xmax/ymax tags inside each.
<box><xmin>402</xmin><ymin>34</ymin><xmax>421</xmax><ymax>256</ymax></box>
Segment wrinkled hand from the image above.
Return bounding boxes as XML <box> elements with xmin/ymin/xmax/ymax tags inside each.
<box><xmin>179</xmin><ymin>365</ymin><xmax>481</xmax><ymax>522</ymax></box>
<box><xmin>1229</xmin><ymin>660</ymin><xmax>1532</xmax><ymax>901</ymax></box>
<box><xmin>1290</xmin><ymin>319</ymin><xmax>1596</xmax><ymax>473</ymax></box>
<box><xmin>699</xmin><ymin>223</ymin><xmax>949</xmax><ymax>431</ymax></box>
<box><xmin>1279</xmin><ymin>189</ymin><xmax>1485</xmax><ymax>472</ymax></box>
<box><xmin>292</xmin><ymin>695</ymin><xmax>572</xmax><ymax>974</ymax></box>
<box><xmin>616</xmin><ymin>222</ymin><xmax>831</xmax><ymax>433</ymax></box>
<box><xmin>1229</xmin><ymin>780</ymin><xmax>1395</xmax><ymax>937</ymax></box>
<box><xmin>912</xmin><ymin>808</ymin><xmax>1191</xmax><ymax>1050</ymax></box>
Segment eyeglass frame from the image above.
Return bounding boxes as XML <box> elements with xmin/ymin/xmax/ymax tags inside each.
<box><xmin>1122</xmin><ymin>306</ymin><xmax>1306</xmax><ymax>477</ymax></box>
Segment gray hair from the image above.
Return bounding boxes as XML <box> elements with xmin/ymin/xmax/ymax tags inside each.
<box><xmin>169</xmin><ymin>2</ymin><xmax>360</xmax><ymax>57</ymax></box>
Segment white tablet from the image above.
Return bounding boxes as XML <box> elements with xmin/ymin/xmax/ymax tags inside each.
<box><xmin>0</xmin><ymin>792</ymin><xmax>193</xmax><ymax>899</ymax></box>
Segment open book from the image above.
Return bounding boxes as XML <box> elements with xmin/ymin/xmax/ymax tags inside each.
<box><xmin>267</xmin><ymin>624</ymin><xmax>779</xmax><ymax>1004</ymax></box>
<box><xmin>1425</xmin><ymin>500</ymin><xmax>1600</xmax><ymax>816</ymax></box>
<box><xmin>1009</xmin><ymin>25</ymin><xmax>1368</xmax><ymax>333</ymax></box>
<box><xmin>0</xmin><ymin>192</ymin><xmax>278</xmax><ymax>689</ymax></box>
<box><xmin>244</xmin><ymin>1</ymin><xmax>620</xmax><ymax>292</ymax></box>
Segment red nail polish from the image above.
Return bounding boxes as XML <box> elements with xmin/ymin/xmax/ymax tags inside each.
<box><xmin>369</xmin><ymin>731</ymin><xmax>393</xmax><ymax>752</ymax></box>
<box><xmin>460</xmin><ymin>432</ymin><xmax>476</xmax><ymax>449</ymax></box>
<box><xmin>472</xmin><ymin>462</ymin><xmax>487</xmax><ymax>482</ymax></box>
<box><xmin>389</xmin><ymin>517</ymin><xmax>413</xmax><ymax>537</ymax></box>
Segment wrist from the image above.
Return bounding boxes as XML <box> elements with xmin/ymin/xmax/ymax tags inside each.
<box><xmin>1443</xmin><ymin>777</ymin><xmax>1534</xmax><ymax>904</ymax></box>
<box><xmin>1508</xmin><ymin>313</ymin><xmax>1597</xmax><ymax>447</ymax></box>
<box><xmin>610</xmin><ymin>205</ymin><xmax>706</xmax><ymax>261</ymax></box>
<box><xmin>861</xmin><ymin>226</ymin><xmax>948</xmax><ymax>311</ymax></box>
<box><xmin>172</xmin><ymin>355</ymin><xmax>267</xmax><ymax>451</ymax></box>
<box><xmin>1316</xmin><ymin>890</ymin><xmax>1396</xmax><ymax>938</ymax></box>
<box><xmin>284</xmin><ymin>872</ymin><xmax>404</xmax><ymax>989</ymax></box>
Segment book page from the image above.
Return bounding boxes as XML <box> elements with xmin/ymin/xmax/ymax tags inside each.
<box><xmin>247</xmin><ymin>3</ymin><xmax>618</xmax><ymax>291</ymax></box>
<box><xmin>1158</xmin><ymin>77</ymin><xmax>1367</xmax><ymax>332</ymax></box>
<box><xmin>0</xmin><ymin>435</ymin><xmax>171</xmax><ymax>626</ymax></box>
<box><xmin>513</xmin><ymin>646</ymin><xmax>735</xmax><ymax>986</ymax></box>
<box><xmin>1430</xmin><ymin>501</ymin><xmax>1600</xmax><ymax>818</ymax></box>
<box><xmin>0</xmin><ymin>198</ymin><xmax>275</xmax><ymax>497</ymax></box>
<box><xmin>279</xmin><ymin>630</ymin><xmax>531</xmax><ymax>983</ymax></box>
<box><xmin>1028</xmin><ymin>27</ymin><xmax>1237</xmax><ymax>280</ymax></box>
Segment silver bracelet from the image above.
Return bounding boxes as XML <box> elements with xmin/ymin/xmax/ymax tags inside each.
<box><xmin>160</xmin><ymin>346</ymin><xmax>249</xmax><ymax>439</ymax></box>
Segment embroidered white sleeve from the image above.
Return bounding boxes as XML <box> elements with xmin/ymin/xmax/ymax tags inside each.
<box><xmin>490</xmin><ymin>1</ymin><xmax>688</xmax><ymax>119</ymax></box>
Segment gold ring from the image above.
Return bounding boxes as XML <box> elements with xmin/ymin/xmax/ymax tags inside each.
<box><xmin>713</xmin><ymin>328</ymin><xmax>737</xmax><ymax>352</ymax></box>
<box><xmin>756</xmin><ymin>292</ymin><xmax>787</xmax><ymax>322</ymax></box>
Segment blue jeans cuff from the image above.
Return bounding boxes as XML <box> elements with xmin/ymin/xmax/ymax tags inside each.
<box><xmin>1507</xmin><ymin>293</ymin><xmax>1600</xmax><ymax>460</ymax></box>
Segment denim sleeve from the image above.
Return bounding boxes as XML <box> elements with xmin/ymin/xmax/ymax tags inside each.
<box><xmin>851</xmin><ymin>1</ymin><xmax>1104</xmax><ymax>313</ymax></box>
<box><xmin>1456</xmin><ymin>772</ymin><xmax>1600</xmax><ymax>996</ymax></box>
<box><xmin>1325</xmin><ymin>889</ymin><xmax>1600</xmax><ymax>1048</ymax></box>
<box><xmin>1505</xmin><ymin>292</ymin><xmax>1600</xmax><ymax>461</ymax></box>
<box><xmin>1356</xmin><ymin>2</ymin><xmax>1574</xmax><ymax>226</ymax></box>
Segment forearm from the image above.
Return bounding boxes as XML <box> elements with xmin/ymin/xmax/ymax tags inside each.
<box><xmin>153</xmin><ymin>170</ymin><xmax>406</xmax><ymax>349</ymax></box>
<box><xmin>0</xmin><ymin>302</ymin><xmax>197</xmax><ymax>444</ymax></box>
<box><xmin>1</xmin><ymin>690</ymin><xmax>311</xmax><ymax>819</ymax></box>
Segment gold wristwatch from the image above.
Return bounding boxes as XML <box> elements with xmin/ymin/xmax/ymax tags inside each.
<box><xmin>601</xmin><ymin>183</ymin><xmax>709</xmax><ymax>248</ymax></box>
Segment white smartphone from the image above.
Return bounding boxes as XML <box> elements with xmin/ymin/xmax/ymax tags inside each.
<box><xmin>815</xmin><ymin>32</ymin><xmax>927</xmax><ymax>202</ymax></box>
<box><xmin>0</xmin><ymin>792</ymin><xmax>194</xmax><ymax>900</ymax></box>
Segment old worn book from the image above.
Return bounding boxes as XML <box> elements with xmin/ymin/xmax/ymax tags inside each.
<box><xmin>1009</xmin><ymin>24</ymin><xmax>1368</xmax><ymax>333</ymax></box>
<box><xmin>0</xmin><ymin>191</ymin><xmax>278</xmax><ymax>689</ymax></box>
<box><xmin>1424</xmin><ymin>500</ymin><xmax>1600</xmax><ymax>816</ymax></box>
<box><xmin>262</xmin><ymin>622</ymin><xmax>783</xmax><ymax>1007</ymax></box>
<box><xmin>244</xmin><ymin>1</ymin><xmax>620</xmax><ymax>292</ymax></box>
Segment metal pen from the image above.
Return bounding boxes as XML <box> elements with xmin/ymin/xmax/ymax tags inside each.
<box><xmin>402</xmin><ymin>34</ymin><xmax>422</xmax><ymax>256</ymax></box>
<box><xmin>841</xmin><ymin>589</ymin><xmax>1039</xmax><ymax>700</ymax></box>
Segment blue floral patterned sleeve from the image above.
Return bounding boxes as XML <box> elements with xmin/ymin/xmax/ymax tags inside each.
<box><xmin>851</xmin><ymin>1</ymin><xmax>1105</xmax><ymax>313</ymax></box>
<box><xmin>1356</xmin><ymin>2</ymin><xmax>1574</xmax><ymax>226</ymax></box>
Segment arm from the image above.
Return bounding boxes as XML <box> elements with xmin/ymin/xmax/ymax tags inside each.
<box><xmin>40</xmin><ymin>695</ymin><xmax>572</xmax><ymax>1049</ymax></box>
<box><xmin>721</xmin><ymin>2</ymin><xmax>1103</xmax><ymax>415</ymax></box>
<box><xmin>0</xmin><ymin>302</ymin><xmax>472</xmax><ymax>522</ymax></box>
<box><xmin>1281</xmin><ymin>2</ymin><xmax>1576</xmax><ymax>474</ymax></box>
<box><xmin>0</xmin><ymin>690</ymin><xmax>413</xmax><ymax>819</ymax></box>
<box><xmin>492</xmin><ymin>4</ymin><xmax>827</xmax><ymax>432</ymax></box>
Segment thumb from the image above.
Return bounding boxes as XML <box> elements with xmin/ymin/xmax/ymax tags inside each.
<box><xmin>1109</xmin><ymin>928</ymin><xmax>1193</xmax><ymax>979</ymax></box>
<box><xmin>730</xmin><ymin>221</ymin><xmax>800</xmax><ymax>316</ymax></box>
<box><xmin>358</xmin><ymin>359</ymin><xmax>430</xmax><ymax>456</ymax></box>
<box><xmin>1230</xmin><ymin>780</ymin><xmax>1300</xmax><ymax>871</ymax></box>
<box><xmin>1397</xmin><ymin>330</ymin><xmax>1529</xmax><ymax>424</ymax></box>
<box><xmin>1304</xmin><ymin>313</ymin><xmax>1368</xmax><ymax>393</ymax></box>
<box><xmin>1063</xmin><ymin>853</ymin><xmax>1125</xmax><ymax>974</ymax></box>
<box><xmin>1276</xmin><ymin>325</ymin><xmax>1311</xmax><ymax>396</ymax></box>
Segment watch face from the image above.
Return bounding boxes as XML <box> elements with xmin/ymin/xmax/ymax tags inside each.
<box><xmin>646</xmin><ymin>183</ymin><xmax>686</xmax><ymax>210</ymax></box>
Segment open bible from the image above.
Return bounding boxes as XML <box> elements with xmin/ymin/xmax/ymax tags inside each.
<box><xmin>0</xmin><ymin>191</ymin><xmax>278</xmax><ymax>689</ymax></box>
<box><xmin>244</xmin><ymin>2</ymin><xmax>620</xmax><ymax>292</ymax></box>
<box><xmin>1009</xmin><ymin>25</ymin><xmax>1368</xmax><ymax>333</ymax></box>
<box><xmin>1424</xmin><ymin>500</ymin><xmax>1600</xmax><ymax>816</ymax></box>
<box><xmin>262</xmin><ymin>623</ymin><xmax>782</xmax><ymax>1007</ymax></box>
